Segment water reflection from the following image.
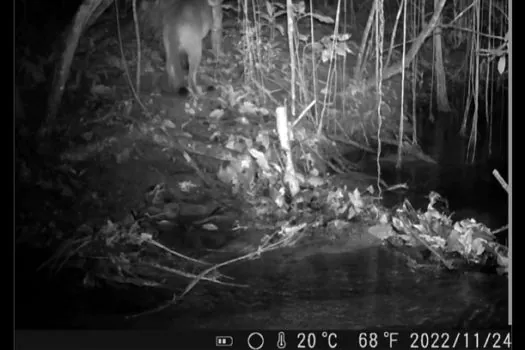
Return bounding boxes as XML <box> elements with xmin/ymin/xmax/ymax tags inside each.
<box><xmin>158</xmin><ymin>247</ymin><xmax>508</xmax><ymax>330</ymax></box>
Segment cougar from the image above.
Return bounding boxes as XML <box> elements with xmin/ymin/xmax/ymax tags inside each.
<box><xmin>161</xmin><ymin>0</ymin><xmax>213</xmax><ymax>96</ymax></box>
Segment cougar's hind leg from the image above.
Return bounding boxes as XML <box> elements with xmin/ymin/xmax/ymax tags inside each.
<box><xmin>163</xmin><ymin>26</ymin><xmax>183</xmax><ymax>92</ymax></box>
<box><xmin>186</xmin><ymin>39</ymin><xmax>203</xmax><ymax>95</ymax></box>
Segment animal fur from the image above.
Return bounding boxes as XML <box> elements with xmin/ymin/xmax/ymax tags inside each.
<box><xmin>161</xmin><ymin>0</ymin><xmax>213</xmax><ymax>95</ymax></box>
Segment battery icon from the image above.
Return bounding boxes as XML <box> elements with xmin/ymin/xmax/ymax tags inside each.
<box><xmin>215</xmin><ymin>336</ymin><xmax>234</xmax><ymax>347</ymax></box>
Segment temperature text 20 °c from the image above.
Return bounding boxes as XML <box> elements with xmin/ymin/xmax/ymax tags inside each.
<box><xmin>297</xmin><ymin>332</ymin><xmax>339</xmax><ymax>349</ymax></box>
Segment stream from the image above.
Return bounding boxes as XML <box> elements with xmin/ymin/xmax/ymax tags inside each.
<box><xmin>16</xmin><ymin>159</ymin><xmax>508</xmax><ymax>330</ymax></box>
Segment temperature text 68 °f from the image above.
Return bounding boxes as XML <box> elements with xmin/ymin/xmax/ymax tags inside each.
<box><xmin>358</xmin><ymin>331</ymin><xmax>415</xmax><ymax>348</ymax></box>
<box><xmin>297</xmin><ymin>332</ymin><xmax>339</xmax><ymax>349</ymax></box>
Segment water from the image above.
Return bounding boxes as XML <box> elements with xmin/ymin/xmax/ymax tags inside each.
<box><xmin>158</xmin><ymin>247</ymin><xmax>508</xmax><ymax>330</ymax></box>
<box><xmin>18</xmin><ymin>237</ymin><xmax>506</xmax><ymax>330</ymax></box>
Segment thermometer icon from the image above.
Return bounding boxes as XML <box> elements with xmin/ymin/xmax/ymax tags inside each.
<box><xmin>277</xmin><ymin>331</ymin><xmax>286</xmax><ymax>349</ymax></box>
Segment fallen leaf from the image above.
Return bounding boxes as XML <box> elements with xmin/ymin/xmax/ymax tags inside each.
<box><xmin>367</xmin><ymin>224</ymin><xmax>394</xmax><ymax>240</ymax></box>
<box><xmin>202</xmin><ymin>223</ymin><xmax>218</xmax><ymax>231</ymax></box>
<box><xmin>209</xmin><ymin>108</ymin><xmax>225</xmax><ymax>120</ymax></box>
<box><xmin>446</xmin><ymin>229</ymin><xmax>462</xmax><ymax>253</ymax></box>
<box><xmin>140</xmin><ymin>233</ymin><xmax>153</xmax><ymax>240</ymax></box>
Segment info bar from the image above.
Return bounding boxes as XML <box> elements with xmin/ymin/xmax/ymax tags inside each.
<box><xmin>15</xmin><ymin>329</ymin><xmax>512</xmax><ymax>350</ymax></box>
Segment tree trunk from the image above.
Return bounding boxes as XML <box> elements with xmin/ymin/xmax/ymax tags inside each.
<box><xmin>209</xmin><ymin>0</ymin><xmax>223</xmax><ymax>57</ymax></box>
<box><xmin>47</xmin><ymin>0</ymin><xmax>113</xmax><ymax>123</ymax></box>
<box><xmin>433</xmin><ymin>0</ymin><xmax>451</xmax><ymax>112</ymax></box>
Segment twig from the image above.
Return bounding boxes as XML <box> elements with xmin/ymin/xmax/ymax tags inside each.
<box><xmin>129</xmin><ymin>224</ymin><xmax>307</xmax><ymax>319</ymax></box>
<box><xmin>127</xmin><ymin>297</ymin><xmax>176</xmax><ymax>318</ymax></box>
<box><xmin>147</xmin><ymin>262</ymin><xmax>247</xmax><ymax>288</ymax></box>
<box><xmin>291</xmin><ymin>100</ymin><xmax>316</xmax><ymax>128</ymax></box>
<box><xmin>492</xmin><ymin>169</ymin><xmax>509</xmax><ymax>194</ymax></box>
<box><xmin>183</xmin><ymin>151</ymin><xmax>214</xmax><ymax>188</ymax></box>
<box><xmin>406</xmin><ymin>227</ymin><xmax>454</xmax><ymax>270</ymax></box>
<box><xmin>38</xmin><ymin>237</ymin><xmax>90</xmax><ymax>272</ymax></box>
<box><xmin>492</xmin><ymin>225</ymin><xmax>508</xmax><ymax>235</ymax></box>
<box><xmin>384</xmin><ymin>183</ymin><xmax>409</xmax><ymax>191</ymax></box>
<box><xmin>103</xmin><ymin>275</ymin><xmax>163</xmax><ymax>288</ymax></box>
<box><xmin>146</xmin><ymin>238</ymin><xmax>211</xmax><ymax>266</ymax></box>
<box><xmin>177</xmin><ymin>249</ymin><xmax>263</xmax><ymax>300</ymax></box>
<box><xmin>132</xmin><ymin>0</ymin><xmax>141</xmax><ymax>92</ymax></box>
<box><xmin>127</xmin><ymin>249</ymin><xmax>265</xmax><ymax>319</ymax></box>
<box><xmin>115</xmin><ymin>1</ymin><xmax>149</xmax><ymax>117</ymax></box>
